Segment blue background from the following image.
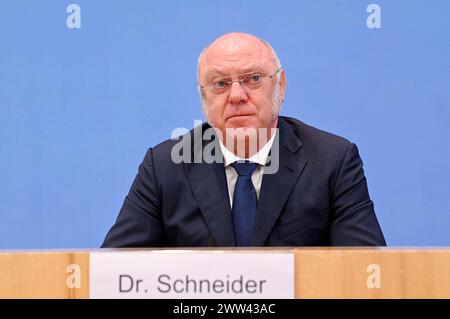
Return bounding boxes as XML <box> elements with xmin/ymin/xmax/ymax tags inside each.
<box><xmin>0</xmin><ymin>1</ymin><xmax>449</xmax><ymax>248</ymax></box>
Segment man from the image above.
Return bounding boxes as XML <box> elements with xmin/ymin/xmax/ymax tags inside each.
<box><xmin>102</xmin><ymin>32</ymin><xmax>386</xmax><ymax>247</ymax></box>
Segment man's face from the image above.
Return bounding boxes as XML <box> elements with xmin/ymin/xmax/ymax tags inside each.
<box><xmin>198</xmin><ymin>35</ymin><xmax>286</xmax><ymax>138</ymax></box>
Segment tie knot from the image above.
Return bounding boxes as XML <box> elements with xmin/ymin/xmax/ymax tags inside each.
<box><xmin>231</xmin><ymin>161</ymin><xmax>258</xmax><ymax>177</ymax></box>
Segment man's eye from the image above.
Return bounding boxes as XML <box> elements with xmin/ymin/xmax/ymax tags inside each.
<box><xmin>213</xmin><ymin>80</ymin><xmax>227</xmax><ymax>88</ymax></box>
<box><xmin>249</xmin><ymin>74</ymin><xmax>261</xmax><ymax>82</ymax></box>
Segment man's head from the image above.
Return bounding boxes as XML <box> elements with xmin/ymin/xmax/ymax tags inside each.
<box><xmin>197</xmin><ymin>33</ymin><xmax>286</xmax><ymax>146</ymax></box>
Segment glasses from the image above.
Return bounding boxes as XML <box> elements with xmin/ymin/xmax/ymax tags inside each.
<box><xmin>200</xmin><ymin>68</ymin><xmax>282</xmax><ymax>94</ymax></box>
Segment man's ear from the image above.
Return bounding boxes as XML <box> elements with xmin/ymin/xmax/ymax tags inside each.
<box><xmin>279</xmin><ymin>70</ymin><xmax>287</xmax><ymax>102</ymax></box>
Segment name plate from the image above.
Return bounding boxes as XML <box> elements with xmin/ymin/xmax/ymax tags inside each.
<box><xmin>90</xmin><ymin>251</ymin><xmax>294</xmax><ymax>299</ymax></box>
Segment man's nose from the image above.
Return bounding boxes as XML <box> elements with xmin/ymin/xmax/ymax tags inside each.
<box><xmin>228</xmin><ymin>81</ymin><xmax>248</xmax><ymax>105</ymax></box>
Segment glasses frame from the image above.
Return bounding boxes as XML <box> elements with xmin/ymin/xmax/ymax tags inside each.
<box><xmin>199</xmin><ymin>68</ymin><xmax>282</xmax><ymax>94</ymax></box>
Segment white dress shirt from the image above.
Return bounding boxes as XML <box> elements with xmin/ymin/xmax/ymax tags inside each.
<box><xmin>218</xmin><ymin>133</ymin><xmax>276</xmax><ymax>208</ymax></box>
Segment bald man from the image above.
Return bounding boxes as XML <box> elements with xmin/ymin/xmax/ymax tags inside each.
<box><xmin>102</xmin><ymin>33</ymin><xmax>386</xmax><ymax>247</ymax></box>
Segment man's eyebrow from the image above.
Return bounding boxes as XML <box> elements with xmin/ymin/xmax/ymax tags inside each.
<box><xmin>241</xmin><ymin>64</ymin><xmax>266</xmax><ymax>73</ymax></box>
<box><xmin>205</xmin><ymin>69</ymin><xmax>228</xmax><ymax>79</ymax></box>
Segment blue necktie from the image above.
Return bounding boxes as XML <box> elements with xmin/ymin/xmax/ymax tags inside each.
<box><xmin>231</xmin><ymin>161</ymin><xmax>258</xmax><ymax>246</ymax></box>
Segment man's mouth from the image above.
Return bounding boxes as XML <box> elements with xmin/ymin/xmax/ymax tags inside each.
<box><xmin>227</xmin><ymin>114</ymin><xmax>254</xmax><ymax>120</ymax></box>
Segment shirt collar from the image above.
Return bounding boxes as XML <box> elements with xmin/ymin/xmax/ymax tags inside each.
<box><xmin>218</xmin><ymin>131</ymin><xmax>277</xmax><ymax>167</ymax></box>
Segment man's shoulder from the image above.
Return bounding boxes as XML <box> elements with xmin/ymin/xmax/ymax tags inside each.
<box><xmin>279</xmin><ymin>116</ymin><xmax>352</xmax><ymax>151</ymax></box>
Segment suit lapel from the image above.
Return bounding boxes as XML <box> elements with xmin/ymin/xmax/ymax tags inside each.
<box><xmin>251</xmin><ymin>118</ymin><xmax>307</xmax><ymax>246</ymax></box>
<box><xmin>184</xmin><ymin>124</ymin><xmax>235</xmax><ymax>246</ymax></box>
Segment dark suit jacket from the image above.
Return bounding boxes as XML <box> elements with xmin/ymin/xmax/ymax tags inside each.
<box><xmin>102</xmin><ymin>116</ymin><xmax>386</xmax><ymax>247</ymax></box>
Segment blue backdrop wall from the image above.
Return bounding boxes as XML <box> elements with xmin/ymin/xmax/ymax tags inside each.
<box><xmin>1</xmin><ymin>0</ymin><xmax>449</xmax><ymax>248</ymax></box>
